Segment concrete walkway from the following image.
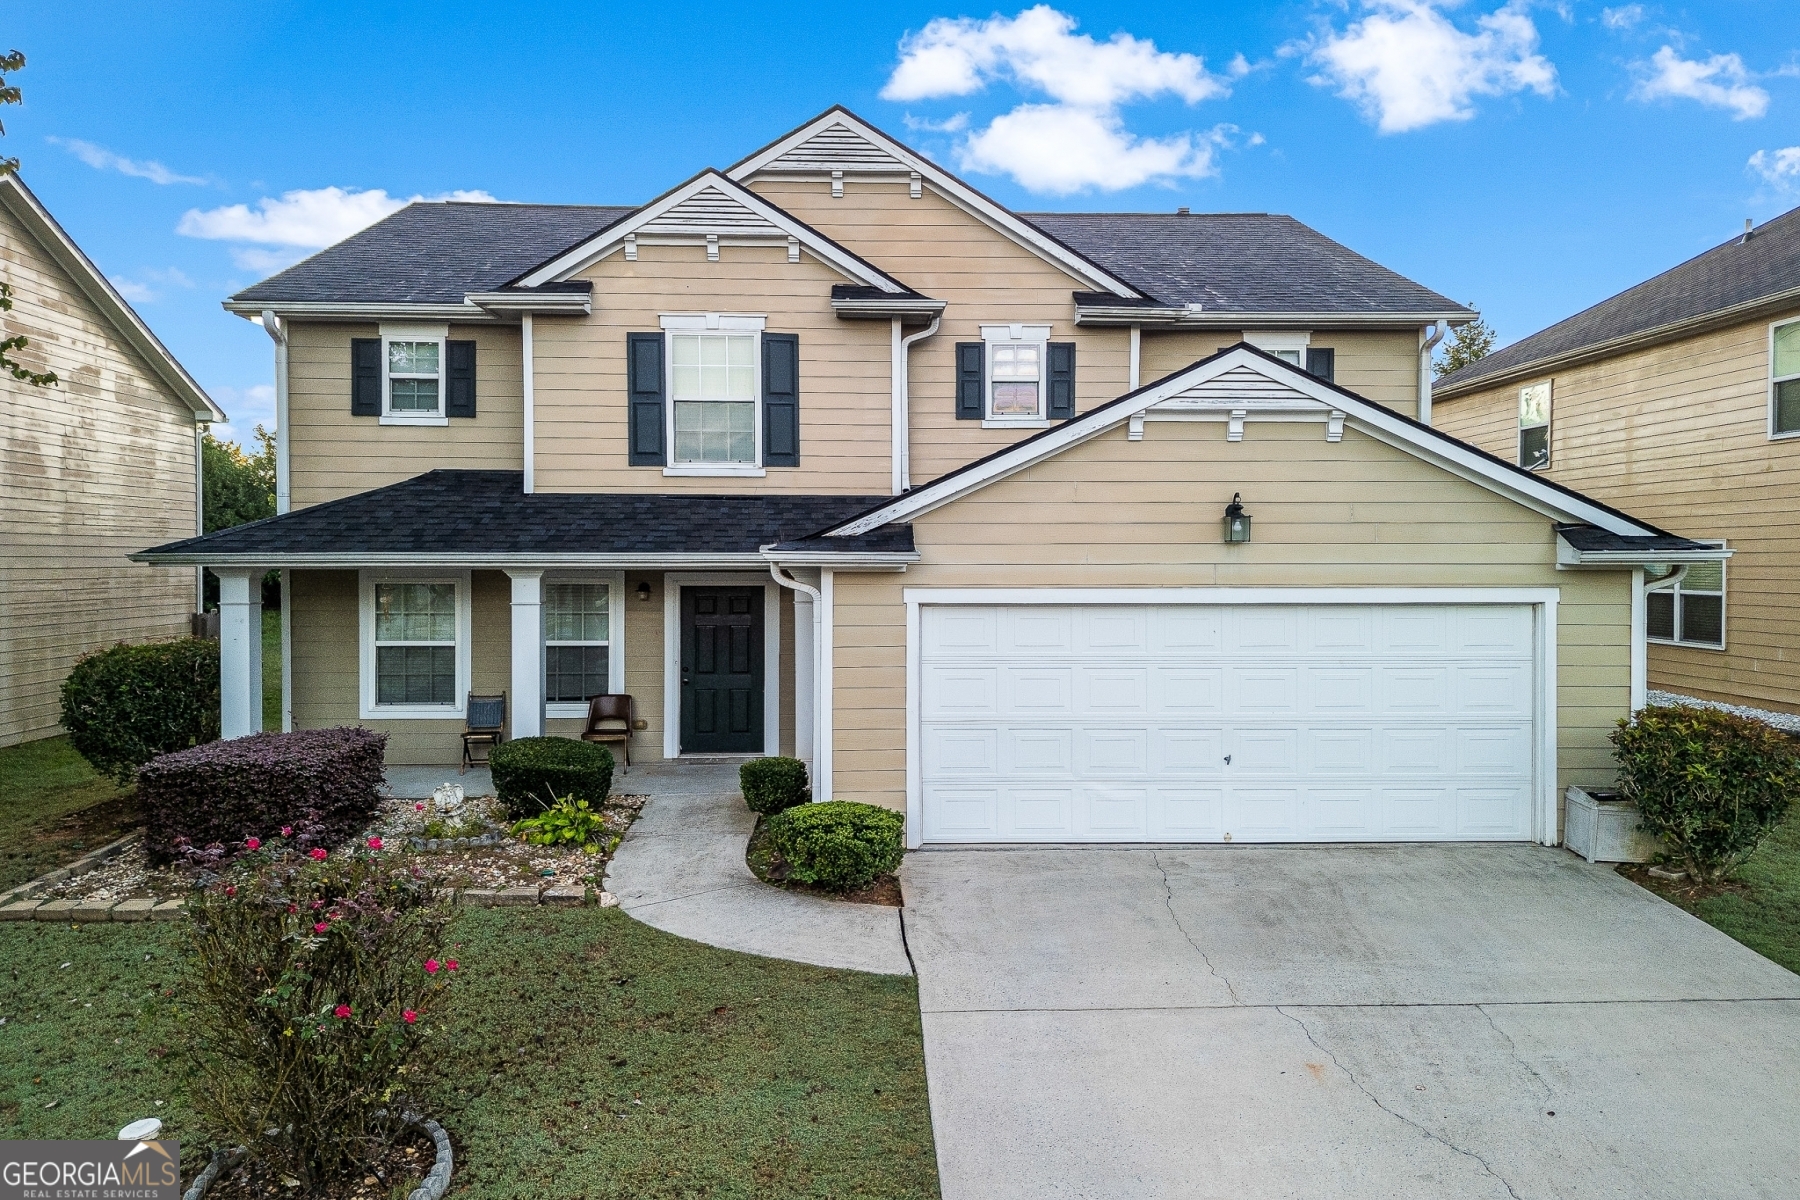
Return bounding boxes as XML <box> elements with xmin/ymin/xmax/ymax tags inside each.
<box><xmin>603</xmin><ymin>761</ymin><xmax>912</xmax><ymax>976</ymax></box>
<box><xmin>903</xmin><ymin>843</ymin><xmax>1800</xmax><ymax>1200</ymax></box>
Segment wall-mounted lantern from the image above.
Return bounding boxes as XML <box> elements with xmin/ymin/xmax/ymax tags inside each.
<box><xmin>635</xmin><ymin>581</ymin><xmax>653</xmax><ymax>602</ymax></box>
<box><xmin>1223</xmin><ymin>493</ymin><xmax>1252</xmax><ymax>544</ymax></box>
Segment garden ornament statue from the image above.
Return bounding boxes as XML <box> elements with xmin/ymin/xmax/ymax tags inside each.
<box><xmin>432</xmin><ymin>783</ymin><xmax>465</xmax><ymax>815</ymax></box>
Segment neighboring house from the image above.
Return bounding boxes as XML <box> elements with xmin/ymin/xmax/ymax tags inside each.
<box><xmin>0</xmin><ymin>173</ymin><xmax>225</xmax><ymax>747</ymax></box>
<box><xmin>137</xmin><ymin>108</ymin><xmax>1717</xmax><ymax>848</ymax></box>
<box><xmin>1433</xmin><ymin>208</ymin><xmax>1799</xmax><ymax>714</ymax></box>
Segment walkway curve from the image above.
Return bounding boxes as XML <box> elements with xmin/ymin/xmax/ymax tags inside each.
<box><xmin>603</xmin><ymin>761</ymin><xmax>912</xmax><ymax>976</ymax></box>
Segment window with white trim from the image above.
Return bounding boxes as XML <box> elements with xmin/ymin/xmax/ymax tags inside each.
<box><xmin>1647</xmin><ymin>546</ymin><xmax>1725</xmax><ymax>649</ymax></box>
<box><xmin>386</xmin><ymin>338</ymin><xmax>443</xmax><ymax>416</ymax></box>
<box><xmin>374</xmin><ymin>583</ymin><xmax>457</xmax><ymax>704</ymax></box>
<box><xmin>670</xmin><ymin>332</ymin><xmax>757</xmax><ymax>464</ymax></box>
<box><xmin>981</xmin><ymin>324</ymin><xmax>1049</xmax><ymax>423</ymax></box>
<box><xmin>1519</xmin><ymin>381</ymin><xmax>1550</xmax><ymax>470</ymax></box>
<box><xmin>544</xmin><ymin>583</ymin><xmax>610</xmax><ymax>704</ymax></box>
<box><xmin>1773</xmin><ymin>319</ymin><xmax>1800</xmax><ymax>436</ymax></box>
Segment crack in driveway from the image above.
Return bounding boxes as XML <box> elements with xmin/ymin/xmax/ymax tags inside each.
<box><xmin>1479</xmin><ymin>1003</ymin><xmax>1555</xmax><ymax>1104</ymax></box>
<box><xmin>1151</xmin><ymin>850</ymin><xmax>1243</xmax><ymax>1005</ymax></box>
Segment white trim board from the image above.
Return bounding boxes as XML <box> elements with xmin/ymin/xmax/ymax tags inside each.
<box><xmin>661</xmin><ymin>572</ymin><xmax>782</xmax><ymax>759</ymax></box>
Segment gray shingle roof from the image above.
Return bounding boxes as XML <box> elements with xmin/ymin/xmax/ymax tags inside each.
<box><xmin>1436</xmin><ymin>205</ymin><xmax>1800</xmax><ymax>393</ymax></box>
<box><xmin>1024</xmin><ymin>212</ymin><xmax>1473</xmax><ymax>315</ymax></box>
<box><xmin>135</xmin><ymin>471</ymin><xmax>908</xmax><ymax>560</ymax></box>
<box><xmin>1554</xmin><ymin>524</ymin><xmax>1713</xmax><ymax>554</ymax></box>
<box><xmin>230</xmin><ymin>203</ymin><xmax>633</xmax><ymax>305</ymax></box>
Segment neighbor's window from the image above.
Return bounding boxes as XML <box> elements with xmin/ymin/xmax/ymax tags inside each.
<box><xmin>387</xmin><ymin>340</ymin><xmax>442</xmax><ymax>415</ymax></box>
<box><xmin>1646</xmin><ymin>547</ymin><xmax>1725</xmax><ymax>649</ymax></box>
<box><xmin>990</xmin><ymin>343</ymin><xmax>1043</xmax><ymax>418</ymax></box>
<box><xmin>670</xmin><ymin>332</ymin><xmax>757</xmax><ymax>464</ymax></box>
<box><xmin>1773</xmin><ymin>320</ymin><xmax>1800</xmax><ymax>435</ymax></box>
<box><xmin>374</xmin><ymin>582</ymin><xmax>457</xmax><ymax>705</ymax></box>
<box><xmin>544</xmin><ymin>583</ymin><xmax>610</xmax><ymax>704</ymax></box>
<box><xmin>1519</xmin><ymin>381</ymin><xmax>1551</xmax><ymax>470</ymax></box>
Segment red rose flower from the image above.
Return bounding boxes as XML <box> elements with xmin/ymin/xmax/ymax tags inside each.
<box><xmin>281</xmin><ymin>826</ymin><xmax>293</xmax><ymax>837</ymax></box>
<box><xmin>445</xmin><ymin>959</ymin><xmax>458</xmax><ymax>972</ymax></box>
<box><xmin>424</xmin><ymin>958</ymin><xmax>440</xmax><ymax>975</ymax></box>
<box><xmin>245</xmin><ymin>837</ymin><xmax>260</xmax><ymax>851</ymax></box>
<box><xmin>314</xmin><ymin>922</ymin><xmax>329</xmax><ymax>934</ymax></box>
<box><xmin>367</xmin><ymin>837</ymin><xmax>384</xmax><ymax>851</ymax></box>
<box><xmin>402</xmin><ymin>1009</ymin><xmax>418</xmax><ymax>1024</ymax></box>
<box><xmin>333</xmin><ymin>1004</ymin><xmax>352</xmax><ymax>1019</ymax></box>
<box><xmin>309</xmin><ymin>848</ymin><xmax>328</xmax><ymax>861</ymax></box>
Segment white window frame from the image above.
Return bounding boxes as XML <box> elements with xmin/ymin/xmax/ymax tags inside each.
<box><xmin>660</xmin><ymin>313</ymin><xmax>766</xmax><ymax>477</ymax></box>
<box><xmin>379</xmin><ymin>322</ymin><xmax>450</xmax><ymax>427</ymax></box>
<box><xmin>1518</xmin><ymin>381</ymin><xmax>1551</xmax><ymax>471</ymax></box>
<box><xmin>543</xmin><ymin>570</ymin><xmax>628</xmax><ymax>719</ymax></box>
<box><xmin>979</xmin><ymin>324</ymin><xmax>1053</xmax><ymax>428</ymax></box>
<box><xmin>1243</xmin><ymin>329</ymin><xmax>1312</xmax><ymax>367</ymax></box>
<box><xmin>359</xmin><ymin>570</ymin><xmax>473</xmax><ymax>719</ymax></box>
<box><xmin>1646</xmin><ymin>543</ymin><xmax>1727</xmax><ymax>651</ymax></box>
<box><xmin>1769</xmin><ymin>317</ymin><xmax>1800</xmax><ymax>441</ymax></box>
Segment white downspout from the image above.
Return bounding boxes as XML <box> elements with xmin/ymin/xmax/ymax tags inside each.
<box><xmin>769</xmin><ymin>563</ymin><xmax>823</xmax><ymax>780</ymax></box>
<box><xmin>521</xmin><ymin>312</ymin><xmax>535</xmax><ymax>494</ymax></box>
<box><xmin>896</xmin><ymin>315</ymin><xmax>940</xmax><ymax>493</ymax></box>
<box><xmin>1129</xmin><ymin>324</ymin><xmax>1141</xmax><ymax>391</ymax></box>
<box><xmin>194</xmin><ymin>420</ymin><xmax>206</xmax><ymax>612</ymax></box>
<box><xmin>261</xmin><ymin>310</ymin><xmax>290</xmax><ymax>513</ymax></box>
<box><xmin>1418</xmin><ymin>321</ymin><xmax>1446</xmax><ymax>426</ymax></box>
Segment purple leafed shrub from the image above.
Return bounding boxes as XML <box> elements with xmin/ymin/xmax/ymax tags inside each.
<box><xmin>138</xmin><ymin>726</ymin><xmax>387</xmax><ymax>864</ymax></box>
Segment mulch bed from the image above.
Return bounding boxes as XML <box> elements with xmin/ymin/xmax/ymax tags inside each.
<box><xmin>744</xmin><ymin>817</ymin><xmax>903</xmax><ymax>907</ymax></box>
<box><xmin>200</xmin><ymin>1125</ymin><xmax>436</xmax><ymax>1199</ymax></box>
<box><xmin>1617</xmin><ymin>862</ymin><xmax>1750</xmax><ymax>905</ymax></box>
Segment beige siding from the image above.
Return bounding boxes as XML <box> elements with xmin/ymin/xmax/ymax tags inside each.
<box><xmin>0</xmin><ymin>200</ymin><xmax>199</xmax><ymax>746</ymax></box>
<box><xmin>533</xmin><ymin>243</ymin><xmax>893</xmax><ymax>494</ymax></box>
<box><xmin>286</xmin><ymin>322</ymin><xmax>523</xmax><ymax>509</ymax></box>
<box><xmin>1139</xmin><ymin>328</ymin><xmax>1422</xmax><ymax>417</ymax></box>
<box><xmin>829</xmin><ymin>420</ymin><xmax>1631</xmax><ymax>829</ymax></box>
<box><xmin>1433</xmin><ymin>311</ymin><xmax>1800</xmax><ymax>712</ymax></box>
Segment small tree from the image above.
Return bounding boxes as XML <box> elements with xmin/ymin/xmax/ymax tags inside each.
<box><xmin>0</xmin><ymin>49</ymin><xmax>57</xmax><ymax>388</ymax></box>
<box><xmin>203</xmin><ymin>425</ymin><xmax>276</xmax><ymax>532</ymax></box>
<box><xmin>1435</xmin><ymin>313</ymin><xmax>1496</xmax><ymax>379</ymax></box>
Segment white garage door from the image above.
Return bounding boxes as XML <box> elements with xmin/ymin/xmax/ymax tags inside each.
<box><xmin>918</xmin><ymin>602</ymin><xmax>1539</xmax><ymax>843</ymax></box>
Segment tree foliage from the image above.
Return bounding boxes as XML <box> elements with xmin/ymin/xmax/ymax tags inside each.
<box><xmin>203</xmin><ymin>426</ymin><xmax>277</xmax><ymax>533</ymax></box>
<box><xmin>1434</xmin><ymin>314</ymin><xmax>1497</xmax><ymax>379</ymax></box>
<box><xmin>0</xmin><ymin>49</ymin><xmax>57</xmax><ymax>388</ymax></box>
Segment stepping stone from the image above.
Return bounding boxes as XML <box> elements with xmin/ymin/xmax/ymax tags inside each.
<box><xmin>70</xmin><ymin>900</ymin><xmax>117</xmax><ymax>922</ymax></box>
<box><xmin>492</xmin><ymin>886</ymin><xmax>540</xmax><ymax>907</ymax></box>
<box><xmin>111</xmin><ymin>899</ymin><xmax>156</xmax><ymax>922</ymax></box>
<box><xmin>35</xmin><ymin>900</ymin><xmax>80</xmax><ymax>921</ymax></box>
<box><xmin>150</xmin><ymin>899</ymin><xmax>186</xmax><ymax>921</ymax></box>
<box><xmin>542</xmin><ymin>885</ymin><xmax>585</xmax><ymax>906</ymax></box>
<box><xmin>460</xmin><ymin>889</ymin><xmax>499</xmax><ymax>908</ymax></box>
<box><xmin>0</xmin><ymin>900</ymin><xmax>42</xmax><ymax>921</ymax></box>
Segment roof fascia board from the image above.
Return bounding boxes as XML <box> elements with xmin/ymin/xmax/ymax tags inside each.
<box><xmin>130</xmin><ymin>550</ymin><xmax>914</xmax><ymax>570</ymax></box>
<box><xmin>1435</xmin><ymin>285</ymin><xmax>1800</xmax><ymax>401</ymax></box>
<box><xmin>224</xmin><ymin>300</ymin><xmax>496</xmax><ymax>322</ymax></box>
<box><xmin>514</xmin><ymin>170</ymin><xmax>904</xmax><ymax>293</ymax></box>
<box><xmin>1076</xmin><ymin>306</ymin><xmax>1477</xmax><ymax>328</ymax></box>
<box><xmin>1</xmin><ymin>175</ymin><xmax>225</xmax><ymax>422</ymax></box>
<box><xmin>725</xmin><ymin>110</ymin><xmax>1144</xmax><ymax>299</ymax></box>
<box><xmin>465</xmin><ymin>291</ymin><xmax>592</xmax><ymax>315</ymax></box>
<box><xmin>832</xmin><ymin>297</ymin><xmax>947</xmax><ymax>319</ymax></box>
<box><xmin>1555</xmin><ymin>536</ymin><xmax>1733</xmax><ymax>568</ymax></box>
<box><xmin>826</xmin><ymin>346</ymin><xmax>1659</xmax><ymax>539</ymax></box>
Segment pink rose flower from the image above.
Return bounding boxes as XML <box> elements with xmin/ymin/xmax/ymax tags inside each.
<box><xmin>402</xmin><ymin>1009</ymin><xmax>418</xmax><ymax>1024</ymax></box>
<box><xmin>333</xmin><ymin>1004</ymin><xmax>352</xmax><ymax>1019</ymax></box>
<box><xmin>445</xmin><ymin>959</ymin><xmax>458</xmax><ymax>972</ymax></box>
<box><xmin>225</xmin><ymin>885</ymin><xmax>237</xmax><ymax>897</ymax></box>
<box><xmin>424</xmin><ymin>958</ymin><xmax>440</xmax><ymax>975</ymax></box>
<box><xmin>314</xmin><ymin>922</ymin><xmax>329</xmax><ymax>934</ymax></box>
<box><xmin>310</xmin><ymin>899</ymin><xmax>323</xmax><ymax>910</ymax></box>
<box><xmin>281</xmin><ymin>826</ymin><xmax>293</xmax><ymax>837</ymax></box>
<box><xmin>245</xmin><ymin>837</ymin><xmax>260</xmax><ymax>851</ymax></box>
<box><xmin>414</xmin><ymin>803</ymin><xmax>425</xmax><ymax>812</ymax></box>
<box><xmin>309</xmin><ymin>848</ymin><xmax>328</xmax><ymax>861</ymax></box>
<box><xmin>286</xmin><ymin>903</ymin><xmax>297</xmax><ymax>915</ymax></box>
<box><xmin>367</xmin><ymin>837</ymin><xmax>383</xmax><ymax>851</ymax></box>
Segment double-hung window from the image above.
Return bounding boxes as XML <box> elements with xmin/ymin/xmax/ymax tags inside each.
<box><xmin>386</xmin><ymin>336</ymin><xmax>444</xmax><ymax>418</ymax></box>
<box><xmin>1519</xmin><ymin>382</ymin><xmax>1551</xmax><ymax>470</ymax></box>
<box><xmin>545</xmin><ymin>583</ymin><xmax>610</xmax><ymax>704</ymax></box>
<box><xmin>1646</xmin><ymin>546</ymin><xmax>1726</xmax><ymax>649</ymax></box>
<box><xmin>980</xmin><ymin>324</ymin><xmax>1051</xmax><ymax>425</ymax></box>
<box><xmin>362</xmin><ymin>576</ymin><xmax>470</xmax><ymax>717</ymax></box>
<box><xmin>1772</xmin><ymin>319</ymin><xmax>1800</xmax><ymax>437</ymax></box>
<box><xmin>670</xmin><ymin>332</ymin><xmax>758</xmax><ymax>465</ymax></box>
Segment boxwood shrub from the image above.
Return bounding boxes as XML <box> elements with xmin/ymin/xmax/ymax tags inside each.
<box><xmin>1612</xmin><ymin>704</ymin><xmax>1800</xmax><ymax>884</ymax></box>
<box><xmin>137</xmin><ymin>726</ymin><xmax>387</xmax><ymax>864</ymax></box>
<box><xmin>766</xmin><ymin>801</ymin><xmax>905</xmax><ymax>892</ymax></box>
<box><xmin>740</xmin><ymin>756</ymin><xmax>810</xmax><ymax>814</ymax></box>
<box><xmin>60</xmin><ymin>637</ymin><xmax>221</xmax><ymax>784</ymax></box>
<box><xmin>488</xmin><ymin>736</ymin><xmax>613</xmax><ymax>819</ymax></box>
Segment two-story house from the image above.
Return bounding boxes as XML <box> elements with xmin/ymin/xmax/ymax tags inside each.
<box><xmin>2</xmin><ymin>172</ymin><xmax>224</xmax><ymax>747</ymax></box>
<box><xmin>1433</xmin><ymin>207</ymin><xmax>1798</xmax><ymax>716</ymax></box>
<box><xmin>138</xmin><ymin>108</ymin><xmax>1718</xmax><ymax>848</ymax></box>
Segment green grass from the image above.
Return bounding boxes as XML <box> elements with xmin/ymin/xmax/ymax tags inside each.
<box><xmin>0</xmin><ymin>736</ymin><xmax>135</xmax><ymax>893</ymax></box>
<box><xmin>0</xmin><ymin>909</ymin><xmax>941</xmax><ymax>1199</ymax></box>
<box><xmin>263</xmin><ymin>607</ymin><xmax>282</xmax><ymax>732</ymax></box>
<box><xmin>1655</xmin><ymin>812</ymin><xmax>1800</xmax><ymax>976</ymax></box>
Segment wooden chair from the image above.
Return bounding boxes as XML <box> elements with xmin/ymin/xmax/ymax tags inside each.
<box><xmin>581</xmin><ymin>694</ymin><xmax>633</xmax><ymax>773</ymax></box>
<box><xmin>462</xmin><ymin>692</ymin><xmax>507</xmax><ymax>774</ymax></box>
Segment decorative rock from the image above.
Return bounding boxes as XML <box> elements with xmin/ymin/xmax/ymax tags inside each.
<box><xmin>1648</xmin><ymin>864</ymin><xmax>1688</xmax><ymax>882</ymax></box>
<box><xmin>0</xmin><ymin>899</ymin><xmax>43</xmax><ymax>921</ymax></box>
<box><xmin>460</xmin><ymin>889</ymin><xmax>499</xmax><ymax>908</ymax></box>
<box><xmin>598</xmin><ymin>891</ymin><xmax>619</xmax><ymax>908</ymax></box>
<box><xmin>432</xmin><ymin>888</ymin><xmax>458</xmax><ymax>905</ymax></box>
<box><xmin>35</xmin><ymin>899</ymin><xmax>80</xmax><ymax>921</ymax></box>
<box><xmin>150</xmin><ymin>899</ymin><xmax>186</xmax><ymax>921</ymax></box>
<box><xmin>70</xmin><ymin>900</ymin><xmax>117</xmax><ymax>922</ymax></box>
<box><xmin>111</xmin><ymin>899</ymin><xmax>156</xmax><ymax>922</ymax></box>
<box><xmin>492</xmin><ymin>886</ymin><xmax>540</xmax><ymax>907</ymax></box>
<box><xmin>542</xmin><ymin>885</ymin><xmax>585</xmax><ymax>906</ymax></box>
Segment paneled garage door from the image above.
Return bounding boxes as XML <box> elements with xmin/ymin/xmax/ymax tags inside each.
<box><xmin>917</xmin><ymin>602</ymin><xmax>1539</xmax><ymax>843</ymax></box>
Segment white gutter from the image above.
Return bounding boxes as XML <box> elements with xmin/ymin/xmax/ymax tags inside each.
<box><xmin>1555</xmin><ymin>538</ymin><xmax>1731</xmax><ymax>568</ymax></box>
<box><xmin>194</xmin><ymin>420</ymin><xmax>206</xmax><ymax>611</ymax></box>
<box><xmin>893</xmin><ymin>315</ymin><xmax>940</xmax><ymax>492</ymax></box>
<box><xmin>262</xmin><ymin>310</ymin><xmax>290</xmax><ymax>513</ymax></box>
<box><xmin>466</xmin><ymin>291</ymin><xmax>591</xmax><ymax>316</ymax></box>
<box><xmin>1075</xmin><ymin>306</ymin><xmax>1477</xmax><ymax>328</ymax></box>
<box><xmin>836</xmin><ymin>297</ymin><xmax>946</xmax><ymax>320</ymax></box>
<box><xmin>134</xmin><ymin>549</ymin><xmax>918</xmax><ymax>570</ymax></box>
<box><xmin>1418</xmin><ymin>321</ymin><xmax>1447</xmax><ymax>426</ymax></box>
<box><xmin>228</xmin><ymin>300</ymin><xmax>492</xmax><ymax>322</ymax></box>
<box><xmin>522</xmin><ymin>313</ymin><xmax>535</xmax><ymax>494</ymax></box>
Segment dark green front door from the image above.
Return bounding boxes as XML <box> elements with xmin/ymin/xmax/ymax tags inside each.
<box><xmin>680</xmin><ymin>586</ymin><xmax>764</xmax><ymax>754</ymax></box>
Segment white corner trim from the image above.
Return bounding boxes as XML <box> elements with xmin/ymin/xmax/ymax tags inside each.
<box><xmin>1537</xmin><ymin>594</ymin><xmax>1560</xmax><ymax>846</ymax></box>
<box><xmin>1630</xmin><ymin>567</ymin><xmax>1647</xmax><ymax>714</ymax></box>
<box><xmin>522</xmin><ymin>312</ymin><xmax>535</xmax><ymax>494</ymax></box>
<box><xmin>280</xmin><ymin>569</ymin><xmax>293</xmax><ymax>733</ymax></box>
<box><xmin>661</xmin><ymin>573</ymin><xmax>782</xmax><ymax>759</ymax></box>
<box><xmin>358</xmin><ymin>570</ymin><xmax>473</xmax><ymax>720</ymax></box>
<box><xmin>818</xmin><ymin>569</ymin><xmax>834</xmax><ymax>802</ymax></box>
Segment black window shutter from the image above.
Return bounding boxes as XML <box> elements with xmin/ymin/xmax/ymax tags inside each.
<box><xmin>446</xmin><ymin>340</ymin><xmax>477</xmax><ymax>417</ymax></box>
<box><xmin>1047</xmin><ymin>342</ymin><xmax>1076</xmax><ymax>420</ymax></box>
<box><xmin>351</xmin><ymin>337</ymin><xmax>381</xmax><ymax>416</ymax></box>
<box><xmin>626</xmin><ymin>332</ymin><xmax>666</xmax><ymax>466</ymax></box>
<box><xmin>955</xmin><ymin>342</ymin><xmax>984</xmax><ymax>420</ymax></box>
<box><xmin>762</xmin><ymin>332</ymin><xmax>800</xmax><ymax>467</ymax></box>
<box><xmin>1306</xmin><ymin>347</ymin><xmax>1335</xmax><ymax>383</ymax></box>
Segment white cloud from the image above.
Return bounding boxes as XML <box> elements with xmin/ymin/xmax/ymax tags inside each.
<box><xmin>109</xmin><ymin>276</ymin><xmax>155</xmax><ymax>303</ymax></box>
<box><xmin>47</xmin><ymin>136</ymin><xmax>206</xmax><ymax>185</ymax></box>
<box><xmin>1630</xmin><ymin>47</ymin><xmax>1769</xmax><ymax>119</ymax></box>
<box><xmin>1304</xmin><ymin>0</ymin><xmax>1558</xmax><ymax>134</ymax></box>
<box><xmin>1600</xmin><ymin>5</ymin><xmax>1645</xmax><ymax>31</ymax></box>
<box><xmin>902</xmin><ymin>111</ymin><xmax>971</xmax><ymax>134</ymax></box>
<box><xmin>105</xmin><ymin>267</ymin><xmax>195</xmax><ymax>304</ymax></box>
<box><xmin>1749</xmin><ymin>146</ymin><xmax>1800</xmax><ymax>190</ymax></box>
<box><xmin>882</xmin><ymin>6</ymin><xmax>1240</xmax><ymax>192</ymax></box>
<box><xmin>177</xmin><ymin>186</ymin><xmax>499</xmax><ymax>268</ymax></box>
<box><xmin>208</xmin><ymin>383</ymin><xmax>277</xmax><ymax>444</ymax></box>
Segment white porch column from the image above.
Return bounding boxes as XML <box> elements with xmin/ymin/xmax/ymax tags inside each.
<box><xmin>507</xmin><ymin>569</ymin><xmax>545</xmax><ymax>739</ymax></box>
<box><xmin>217</xmin><ymin>567</ymin><xmax>263</xmax><ymax>739</ymax></box>
<box><xmin>793</xmin><ymin>588</ymin><xmax>816</xmax><ymax>765</ymax></box>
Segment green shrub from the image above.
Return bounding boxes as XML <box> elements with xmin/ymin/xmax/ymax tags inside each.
<box><xmin>185</xmin><ymin>843</ymin><xmax>453</xmax><ymax>1187</ymax></box>
<box><xmin>60</xmin><ymin>637</ymin><xmax>221</xmax><ymax>783</ymax></box>
<box><xmin>740</xmin><ymin>756</ymin><xmax>810</xmax><ymax>814</ymax></box>
<box><xmin>511</xmin><ymin>795</ymin><xmax>615</xmax><ymax>854</ymax></box>
<box><xmin>1612</xmin><ymin>704</ymin><xmax>1800</xmax><ymax>884</ymax></box>
<box><xmin>488</xmin><ymin>737</ymin><xmax>612</xmax><ymax>819</ymax></box>
<box><xmin>767</xmin><ymin>801</ymin><xmax>905</xmax><ymax>892</ymax></box>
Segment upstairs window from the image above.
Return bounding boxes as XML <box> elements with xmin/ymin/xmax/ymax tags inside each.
<box><xmin>990</xmin><ymin>343</ymin><xmax>1043</xmax><ymax>418</ymax></box>
<box><xmin>1519</xmin><ymin>382</ymin><xmax>1551</xmax><ymax>470</ymax></box>
<box><xmin>1773</xmin><ymin>320</ymin><xmax>1800</xmax><ymax>436</ymax></box>
<box><xmin>1646</xmin><ymin>547</ymin><xmax>1725</xmax><ymax>649</ymax></box>
<box><xmin>670</xmin><ymin>332</ymin><xmax>758</xmax><ymax>465</ymax></box>
<box><xmin>387</xmin><ymin>339</ymin><xmax>442</xmax><ymax>416</ymax></box>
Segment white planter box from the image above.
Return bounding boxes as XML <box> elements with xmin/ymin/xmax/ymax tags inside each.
<box><xmin>1565</xmin><ymin>785</ymin><xmax>1660</xmax><ymax>864</ymax></box>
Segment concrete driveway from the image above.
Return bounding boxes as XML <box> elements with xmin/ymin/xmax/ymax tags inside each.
<box><xmin>900</xmin><ymin>844</ymin><xmax>1800</xmax><ymax>1200</ymax></box>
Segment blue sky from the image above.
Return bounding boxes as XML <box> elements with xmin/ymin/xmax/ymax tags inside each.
<box><xmin>7</xmin><ymin>1</ymin><xmax>1798</xmax><ymax>441</ymax></box>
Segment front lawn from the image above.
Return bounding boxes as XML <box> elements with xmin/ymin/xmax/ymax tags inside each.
<box><xmin>0</xmin><ymin>909</ymin><xmax>941</xmax><ymax>1199</ymax></box>
<box><xmin>1628</xmin><ymin>809</ymin><xmax>1800</xmax><ymax>976</ymax></box>
<box><xmin>0</xmin><ymin>736</ymin><xmax>136</xmax><ymax>893</ymax></box>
